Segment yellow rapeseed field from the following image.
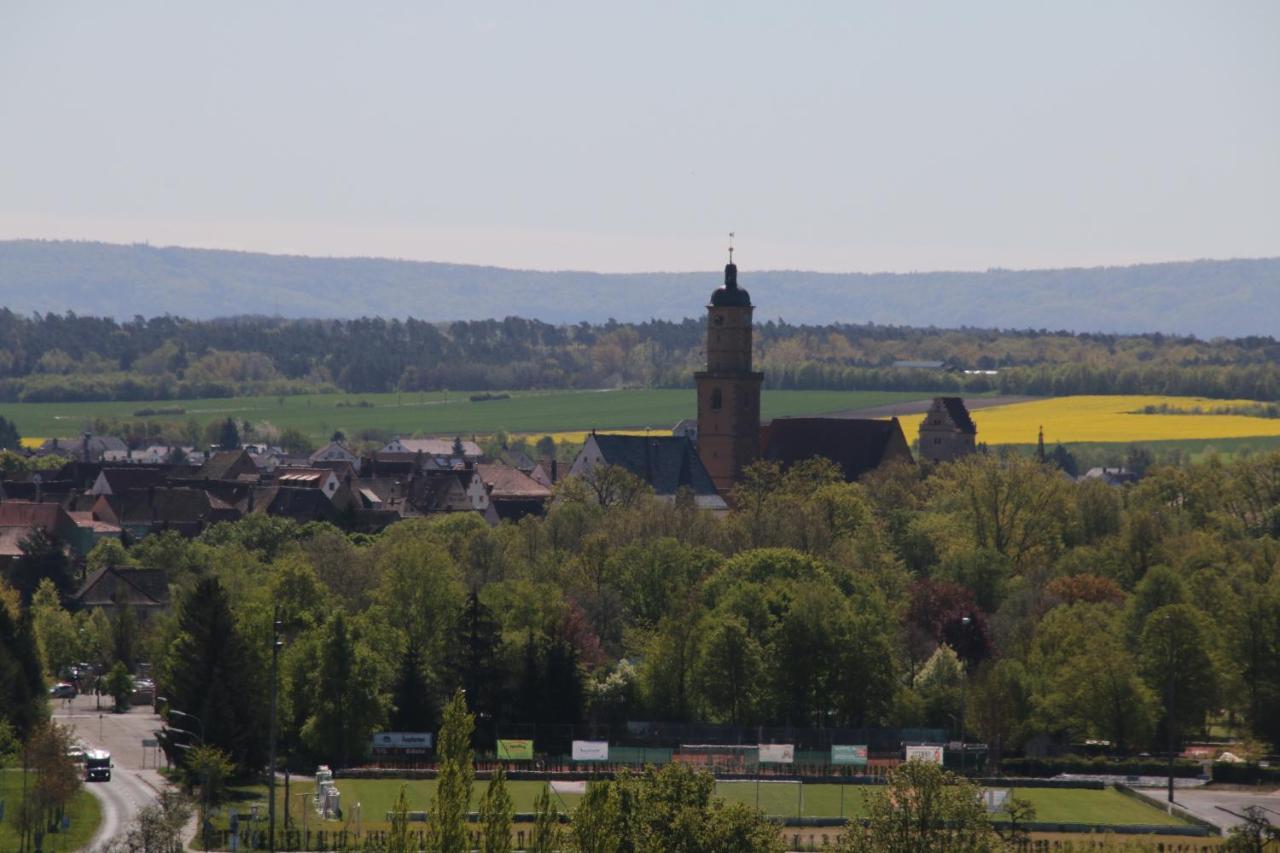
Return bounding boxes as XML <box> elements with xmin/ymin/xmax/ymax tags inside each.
<box><xmin>910</xmin><ymin>396</ymin><xmax>1280</xmax><ymax>445</ymax></box>
<box><xmin>530</xmin><ymin>429</ymin><xmax>654</xmax><ymax>445</ymax></box>
<box><xmin>19</xmin><ymin>437</ymin><xmax>44</xmax><ymax>449</ymax></box>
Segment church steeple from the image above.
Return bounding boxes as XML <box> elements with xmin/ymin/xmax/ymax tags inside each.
<box><xmin>695</xmin><ymin>240</ymin><xmax>764</xmax><ymax>495</ymax></box>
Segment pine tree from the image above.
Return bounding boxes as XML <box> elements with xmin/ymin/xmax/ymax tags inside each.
<box><xmin>0</xmin><ymin>414</ymin><xmax>20</xmax><ymax>451</ymax></box>
<box><xmin>300</xmin><ymin>612</ymin><xmax>386</xmax><ymax>768</ymax></box>
<box><xmin>448</xmin><ymin>591</ymin><xmax>503</xmax><ymax>738</ymax></box>
<box><xmin>218</xmin><ymin>417</ymin><xmax>240</xmax><ymax>450</ymax></box>
<box><xmin>0</xmin><ymin>604</ymin><xmax>47</xmax><ymax>739</ymax></box>
<box><xmin>162</xmin><ymin>577</ymin><xmax>265</xmax><ymax>772</ymax></box>
<box><xmin>389</xmin><ymin>643</ymin><xmax>437</xmax><ymax>732</ymax></box>
<box><xmin>426</xmin><ymin>689</ymin><xmax>475</xmax><ymax>853</ymax></box>
<box><xmin>11</xmin><ymin>526</ymin><xmax>73</xmax><ymax>603</ymax></box>
<box><xmin>479</xmin><ymin>765</ymin><xmax>514</xmax><ymax>853</ymax></box>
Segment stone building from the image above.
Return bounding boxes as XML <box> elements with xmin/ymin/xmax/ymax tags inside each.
<box><xmin>917</xmin><ymin>397</ymin><xmax>977</xmax><ymax>462</ymax></box>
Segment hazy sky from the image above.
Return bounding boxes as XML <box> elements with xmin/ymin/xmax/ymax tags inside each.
<box><xmin>1</xmin><ymin>2</ymin><xmax>1277</xmax><ymax>273</ymax></box>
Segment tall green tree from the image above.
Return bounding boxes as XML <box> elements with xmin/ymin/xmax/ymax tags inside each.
<box><xmin>0</xmin><ymin>414</ymin><xmax>20</xmax><ymax>450</ymax></box>
<box><xmin>0</xmin><ymin>604</ymin><xmax>46</xmax><ymax>739</ymax></box>
<box><xmin>1139</xmin><ymin>604</ymin><xmax>1221</xmax><ymax>747</ymax></box>
<box><xmin>695</xmin><ymin>615</ymin><xmax>763</xmax><ymax>725</ymax></box>
<box><xmin>389</xmin><ymin>642</ymin><xmax>437</xmax><ymax>732</ymax></box>
<box><xmin>218</xmin><ymin>417</ymin><xmax>240</xmax><ymax>450</ymax></box>
<box><xmin>161</xmin><ymin>577</ymin><xmax>265</xmax><ymax>771</ymax></box>
<box><xmin>298</xmin><ymin>612</ymin><xmax>387</xmax><ymax>768</ymax></box>
<box><xmin>479</xmin><ymin>765</ymin><xmax>514</xmax><ymax>853</ymax></box>
<box><xmin>10</xmin><ymin>526</ymin><xmax>73</xmax><ymax>604</ymax></box>
<box><xmin>529</xmin><ymin>785</ymin><xmax>562</xmax><ymax>853</ymax></box>
<box><xmin>426</xmin><ymin>689</ymin><xmax>475</xmax><ymax>853</ymax></box>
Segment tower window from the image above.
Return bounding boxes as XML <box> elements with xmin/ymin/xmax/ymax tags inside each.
<box><xmin>711</xmin><ymin>388</ymin><xmax>722</xmax><ymax>410</ymax></box>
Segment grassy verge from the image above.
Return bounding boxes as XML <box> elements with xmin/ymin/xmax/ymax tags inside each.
<box><xmin>0</xmin><ymin>768</ymin><xmax>103</xmax><ymax>852</ymax></box>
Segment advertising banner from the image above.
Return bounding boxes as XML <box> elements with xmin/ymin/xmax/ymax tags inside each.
<box><xmin>370</xmin><ymin>732</ymin><xmax>433</xmax><ymax>754</ymax></box>
<box><xmin>831</xmin><ymin>745</ymin><xmax>868</xmax><ymax>766</ymax></box>
<box><xmin>572</xmin><ymin>740</ymin><xmax>610</xmax><ymax>762</ymax></box>
<box><xmin>905</xmin><ymin>745</ymin><xmax>944</xmax><ymax>764</ymax></box>
<box><xmin>550</xmin><ymin>780</ymin><xmax>588</xmax><ymax>794</ymax></box>
<box><xmin>497</xmin><ymin>739</ymin><xmax>534</xmax><ymax>761</ymax></box>
<box><xmin>757</xmin><ymin>744</ymin><xmax>795</xmax><ymax>764</ymax></box>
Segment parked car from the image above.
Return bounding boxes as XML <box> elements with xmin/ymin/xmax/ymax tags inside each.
<box><xmin>50</xmin><ymin>682</ymin><xmax>77</xmax><ymax>699</ymax></box>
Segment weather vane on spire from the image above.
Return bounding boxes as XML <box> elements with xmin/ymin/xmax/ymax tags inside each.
<box><xmin>728</xmin><ymin>232</ymin><xmax>735</xmax><ymax>264</ymax></box>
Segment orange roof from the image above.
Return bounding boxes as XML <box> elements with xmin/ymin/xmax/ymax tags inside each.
<box><xmin>475</xmin><ymin>464</ymin><xmax>552</xmax><ymax>500</ymax></box>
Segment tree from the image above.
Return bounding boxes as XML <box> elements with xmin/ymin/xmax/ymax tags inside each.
<box><xmin>278</xmin><ymin>427</ymin><xmax>314</xmax><ymax>455</ymax></box>
<box><xmin>111</xmin><ymin>600</ymin><xmax>139</xmax><ymax>672</ymax></box>
<box><xmin>529</xmin><ymin>784</ymin><xmax>563</xmax><ymax>853</ymax></box>
<box><xmin>106</xmin><ymin>661</ymin><xmax>134</xmax><ymax>712</ymax></box>
<box><xmin>23</xmin><ymin>723</ymin><xmax>82</xmax><ymax>843</ymax></box>
<box><xmin>0</xmin><ymin>603</ymin><xmax>46</xmax><ymax>740</ymax></box>
<box><xmin>299</xmin><ymin>612</ymin><xmax>387</xmax><ymax>767</ymax></box>
<box><xmin>426</xmin><ymin>689</ymin><xmax>475</xmax><ymax>853</ymax></box>
<box><xmin>385</xmin><ymin>784</ymin><xmax>413</xmax><ymax>853</ymax></box>
<box><xmin>0</xmin><ymin>414</ymin><xmax>20</xmax><ymax>450</ymax></box>
<box><xmin>695</xmin><ymin>615</ymin><xmax>763</xmax><ymax>725</ymax></box>
<box><xmin>834</xmin><ymin>760</ymin><xmax>997</xmax><ymax>852</ymax></box>
<box><xmin>10</xmin><ymin>525</ymin><xmax>73</xmax><ymax>603</ymax></box>
<box><xmin>1139</xmin><ymin>604</ymin><xmax>1221</xmax><ymax>746</ymax></box>
<box><xmin>479</xmin><ymin>765</ymin><xmax>514</xmax><ymax>853</ymax></box>
<box><xmin>447</xmin><ymin>591</ymin><xmax>504</xmax><ymax>736</ymax></box>
<box><xmin>30</xmin><ymin>578</ymin><xmax>78</xmax><ymax>677</ymax></box>
<box><xmin>389</xmin><ymin>642</ymin><xmax>437</xmax><ymax>732</ymax></box>
<box><xmin>161</xmin><ymin>577</ymin><xmax>265</xmax><ymax>772</ymax></box>
<box><xmin>218</xmin><ymin>417</ymin><xmax>240</xmax><ymax>450</ymax></box>
<box><xmin>100</xmin><ymin>789</ymin><xmax>192</xmax><ymax>853</ymax></box>
<box><xmin>185</xmin><ymin>742</ymin><xmax>235</xmax><ymax>839</ymax></box>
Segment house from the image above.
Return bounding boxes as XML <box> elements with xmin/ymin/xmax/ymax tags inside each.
<box><xmin>1079</xmin><ymin>466</ymin><xmax>1141</xmax><ymax>486</ymax></box>
<box><xmin>0</xmin><ymin>501</ymin><xmax>86</xmax><ymax>567</ymax></box>
<box><xmin>918</xmin><ymin>397</ymin><xmax>978</xmax><ymax>463</ymax></box>
<box><xmin>272</xmin><ymin>467</ymin><xmax>341</xmax><ymax>500</ymax></box>
<box><xmin>36</xmin><ymin>434</ymin><xmax>128</xmax><ymax>462</ymax></box>
<box><xmin>90</xmin><ymin>466</ymin><xmax>169</xmax><ymax>496</ymax></box>
<box><xmin>75</xmin><ymin>566</ymin><xmax>170</xmax><ymax>620</ymax></box>
<box><xmin>412</xmin><ymin>471</ymin><xmax>474</xmax><ymax>513</ymax></box>
<box><xmin>195</xmin><ymin>449</ymin><xmax>259</xmax><ymax>482</ymax></box>
<box><xmin>529</xmin><ymin>458</ymin><xmax>559</xmax><ymax>488</ymax></box>
<box><xmin>310</xmin><ymin>441</ymin><xmax>362</xmax><ymax>473</ymax></box>
<box><xmin>569</xmin><ymin>434</ymin><xmax>728</xmax><ymax>510</ymax></box>
<box><xmin>248</xmin><ymin>486</ymin><xmax>343</xmax><ymax>523</ymax></box>
<box><xmin>382</xmin><ymin>437</ymin><xmax>483</xmax><ymax>463</ymax></box>
<box><xmin>92</xmin><ymin>487</ymin><xmax>240</xmax><ymax>539</ymax></box>
<box><xmin>760</xmin><ymin>417</ymin><xmax>914</xmax><ymax>482</ymax></box>
<box><xmin>469</xmin><ymin>463</ymin><xmax>552</xmax><ymax>522</ymax></box>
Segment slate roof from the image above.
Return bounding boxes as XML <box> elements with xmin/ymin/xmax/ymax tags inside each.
<box><xmin>485</xmin><ymin>498</ymin><xmax>548</xmax><ymax>525</ymax></box>
<box><xmin>588</xmin><ymin>434</ymin><xmax>720</xmax><ymax>497</ymax></box>
<box><xmin>0</xmin><ymin>501</ymin><xmax>77</xmax><ymax>533</ymax></box>
<box><xmin>760</xmin><ymin>417</ymin><xmax>914</xmax><ymax>481</ymax></box>
<box><xmin>253</xmin><ymin>486</ymin><xmax>340</xmax><ymax>521</ymax></box>
<box><xmin>95</xmin><ymin>466</ymin><xmax>168</xmax><ymax>494</ymax></box>
<box><xmin>76</xmin><ymin>566</ymin><xmax>170</xmax><ymax>608</ymax></box>
<box><xmin>109</xmin><ymin>487</ymin><xmax>241</xmax><ymax>527</ymax></box>
<box><xmin>939</xmin><ymin>397</ymin><xmax>977</xmax><ymax>435</ymax></box>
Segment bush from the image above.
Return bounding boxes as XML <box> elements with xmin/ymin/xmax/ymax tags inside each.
<box><xmin>1211</xmin><ymin>762</ymin><xmax>1280</xmax><ymax>785</ymax></box>
<box><xmin>997</xmin><ymin>756</ymin><xmax>1203</xmax><ymax>778</ymax></box>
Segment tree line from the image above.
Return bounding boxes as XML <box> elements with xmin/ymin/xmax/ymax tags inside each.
<box><xmin>3</xmin><ymin>309</ymin><xmax>1280</xmax><ymax>402</ymax></box>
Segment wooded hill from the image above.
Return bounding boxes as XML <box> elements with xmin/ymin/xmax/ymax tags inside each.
<box><xmin>2</xmin><ymin>239</ymin><xmax>1278</xmax><ymax>337</ymax></box>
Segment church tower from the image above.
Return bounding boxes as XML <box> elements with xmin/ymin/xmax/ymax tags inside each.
<box><xmin>695</xmin><ymin>244</ymin><xmax>764</xmax><ymax>495</ymax></box>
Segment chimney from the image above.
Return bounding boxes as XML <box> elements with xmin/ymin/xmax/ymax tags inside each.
<box><xmin>392</xmin><ymin>480</ymin><xmax>401</xmax><ymax>502</ymax></box>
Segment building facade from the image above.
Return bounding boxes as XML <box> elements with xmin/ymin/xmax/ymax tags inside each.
<box><xmin>694</xmin><ymin>260</ymin><xmax>764</xmax><ymax>495</ymax></box>
<box><xmin>917</xmin><ymin>396</ymin><xmax>977</xmax><ymax>462</ymax></box>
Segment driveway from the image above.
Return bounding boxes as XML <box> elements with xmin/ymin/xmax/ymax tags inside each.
<box><xmin>1173</xmin><ymin>786</ymin><xmax>1280</xmax><ymax>831</ymax></box>
<box><xmin>54</xmin><ymin>693</ymin><xmax>169</xmax><ymax>850</ymax></box>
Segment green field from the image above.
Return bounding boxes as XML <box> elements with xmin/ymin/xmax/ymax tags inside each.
<box><xmin>0</xmin><ymin>389</ymin><xmax>935</xmax><ymax>445</ymax></box>
<box><xmin>0</xmin><ymin>768</ymin><xmax>103</xmax><ymax>852</ymax></box>
<box><xmin>239</xmin><ymin>778</ymin><xmax>1185</xmax><ymax>828</ymax></box>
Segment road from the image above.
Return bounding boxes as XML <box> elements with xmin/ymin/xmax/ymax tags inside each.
<box><xmin>53</xmin><ymin>693</ymin><xmax>169</xmax><ymax>851</ymax></box>
<box><xmin>1172</xmin><ymin>786</ymin><xmax>1280</xmax><ymax>832</ymax></box>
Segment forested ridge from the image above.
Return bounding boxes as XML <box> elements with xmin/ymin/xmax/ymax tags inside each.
<box><xmin>3</xmin><ymin>309</ymin><xmax>1280</xmax><ymax>403</ymax></box>
<box><xmin>3</xmin><ymin>239</ymin><xmax>1279</xmax><ymax>338</ymax></box>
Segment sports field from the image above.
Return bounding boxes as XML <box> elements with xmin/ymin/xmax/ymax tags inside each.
<box><xmin>248</xmin><ymin>778</ymin><xmax>1187</xmax><ymax>827</ymax></box>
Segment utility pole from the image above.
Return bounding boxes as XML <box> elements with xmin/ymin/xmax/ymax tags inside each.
<box><xmin>268</xmin><ymin>610</ymin><xmax>283</xmax><ymax>852</ymax></box>
<box><xmin>1165</xmin><ymin>616</ymin><xmax>1176</xmax><ymax>804</ymax></box>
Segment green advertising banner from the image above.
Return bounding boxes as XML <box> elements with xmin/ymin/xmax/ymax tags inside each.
<box><xmin>831</xmin><ymin>745</ymin><xmax>868</xmax><ymax>766</ymax></box>
<box><xmin>497</xmin><ymin>739</ymin><xmax>534</xmax><ymax>761</ymax></box>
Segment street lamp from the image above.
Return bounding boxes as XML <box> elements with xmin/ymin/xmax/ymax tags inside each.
<box><xmin>959</xmin><ymin>615</ymin><xmax>971</xmax><ymax>776</ymax></box>
<box><xmin>1162</xmin><ymin>614</ymin><xmax>1176</xmax><ymax>804</ymax></box>
<box><xmin>268</xmin><ymin>612</ymin><xmax>284</xmax><ymax>853</ymax></box>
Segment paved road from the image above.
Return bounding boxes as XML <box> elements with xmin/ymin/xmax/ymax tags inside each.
<box><xmin>53</xmin><ymin>693</ymin><xmax>168</xmax><ymax>851</ymax></box>
<box><xmin>1173</xmin><ymin>786</ymin><xmax>1280</xmax><ymax>832</ymax></box>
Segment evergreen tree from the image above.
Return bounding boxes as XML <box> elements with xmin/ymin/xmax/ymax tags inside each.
<box><xmin>0</xmin><ymin>414</ymin><xmax>20</xmax><ymax>451</ymax></box>
<box><xmin>389</xmin><ymin>642</ymin><xmax>437</xmax><ymax>732</ymax></box>
<box><xmin>0</xmin><ymin>604</ymin><xmax>47</xmax><ymax>739</ymax></box>
<box><xmin>540</xmin><ymin>636</ymin><xmax>584</xmax><ymax>726</ymax></box>
<box><xmin>161</xmin><ymin>577</ymin><xmax>265</xmax><ymax>772</ymax></box>
<box><xmin>218</xmin><ymin>417</ymin><xmax>240</xmax><ymax>450</ymax></box>
<box><xmin>10</xmin><ymin>526</ymin><xmax>73</xmax><ymax>604</ymax></box>
<box><xmin>479</xmin><ymin>765</ymin><xmax>514</xmax><ymax>853</ymax></box>
<box><xmin>426</xmin><ymin>689</ymin><xmax>475</xmax><ymax>853</ymax></box>
<box><xmin>111</xmin><ymin>600</ymin><xmax>139</xmax><ymax>671</ymax></box>
<box><xmin>300</xmin><ymin>612</ymin><xmax>386</xmax><ymax>768</ymax></box>
<box><xmin>448</xmin><ymin>591</ymin><xmax>504</xmax><ymax>737</ymax></box>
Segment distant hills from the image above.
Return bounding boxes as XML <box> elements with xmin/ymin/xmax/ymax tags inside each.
<box><xmin>0</xmin><ymin>239</ymin><xmax>1276</xmax><ymax>338</ymax></box>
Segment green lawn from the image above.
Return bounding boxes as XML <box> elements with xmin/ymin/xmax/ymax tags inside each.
<box><xmin>1002</xmin><ymin>434</ymin><xmax>1280</xmax><ymax>464</ymax></box>
<box><xmin>236</xmin><ymin>778</ymin><xmax>1184</xmax><ymax>828</ymax></box>
<box><xmin>0</xmin><ymin>768</ymin><xmax>103</xmax><ymax>852</ymax></box>
<box><xmin>1</xmin><ymin>389</ymin><xmax>936</xmax><ymax>444</ymax></box>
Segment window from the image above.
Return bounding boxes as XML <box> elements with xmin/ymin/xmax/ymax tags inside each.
<box><xmin>711</xmin><ymin>388</ymin><xmax>722</xmax><ymax>410</ymax></box>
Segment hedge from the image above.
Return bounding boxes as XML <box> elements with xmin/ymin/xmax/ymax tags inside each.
<box><xmin>996</xmin><ymin>757</ymin><xmax>1203</xmax><ymax>778</ymax></box>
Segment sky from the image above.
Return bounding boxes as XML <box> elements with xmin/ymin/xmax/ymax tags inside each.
<box><xmin>1</xmin><ymin>1</ymin><xmax>1277</xmax><ymax>273</ymax></box>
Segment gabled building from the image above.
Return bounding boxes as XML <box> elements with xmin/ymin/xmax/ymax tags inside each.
<box><xmin>469</xmin><ymin>463</ymin><xmax>552</xmax><ymax>522</ymax></box>
<box><xmin>0</xmin><ymin>501</ymin><xmax>87</xmax><ymax>566</ymax></box>
<box><xmin>75</xmin><ymin>566</ymin><xmax>170</xmax><ymax>620</ymax></box>
<box><xmin>92</xmin><ymin>487</ymin><xmax>240</xmax><ymax>539</ymax></box>
<box><xmin>195</xmin><ymin>449</ymin><xmax>259</xmax><ymax>482</ymax></box>
<box><xmin>382</xmin><ymin>437</ymin><xmax>483</xmax><ymax>463</ymax></box>
<box><xmin>569</xmin><ymin>433</ymin><xmax>728</xmax><ymax>510</ymax></box>
<box><xmin>310</xmin><ymin>441</ymin><xmax>361</xmax><ymax>473</ymax></box>
<box><xmin>918</xmin><ymin>397</ymin><xmax>978</xmax><ymax>463</ymax></box>
<box><xmin>90</xmin><ymin>466</ymin><xmax>169</xmax><ymax>497</ymax></box>
<box><xmin>760</xmin><ymin>417</ymin><xmax>914</xmax><ymax>482</ymax></box>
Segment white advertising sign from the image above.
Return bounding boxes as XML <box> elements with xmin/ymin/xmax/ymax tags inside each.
<box><xmin>550</xmin><ymin>780</ymin><xmax>588</xmax><ymax>794</ymax></box>
<box><xmin>905</xmin><ymin>745</ymin><xmax>944</xmax><ymax>764</ymax></box>
<box><xmin>572</xmin><ymin>740</ymin><xmax>610</xmax><ymax>762</ymax></box>
<box><xmin>371</xmin><ymin>732</ymin><xmax>434</xmax><ymax>749</ymax></box>
<box><xmin>757</xmin><ymin>744</ymin><xmax>795</xmax><ymax>764</ymax></box>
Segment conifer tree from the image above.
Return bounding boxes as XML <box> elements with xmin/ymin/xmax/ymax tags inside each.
<box><xmin>0</xmin><ymin>603</ymin><xmax>46</xmax><ymax>739</ymax></box>
<box><xmin>300</xmin><ymin>612</ymin><xmax>385</xmax><ymax>768</ymax></box>
<box><xmin>389</xmin><ymin>643</ymin><xmax>436</xmax><ymax>733</ymax></box>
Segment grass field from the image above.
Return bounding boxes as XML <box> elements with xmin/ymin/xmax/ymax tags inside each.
<box><xmin>240</xmin><ymin>778</ymin><xmax>1186</xmax><ymax>828</ymax></box>
<box><xmin>922</xmin><ymin>395</ymin><xmax>1280</xmax><ymax>446</ymax></box>
<box><xmin>0</xmin><ymin>768</ymin><xmax>103</xmax><ymax>852</ymax></box>
<box><xmin>0</xmin><ymin>389</ymin><xmax>932</xmax><ymax>445</ymax></box>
